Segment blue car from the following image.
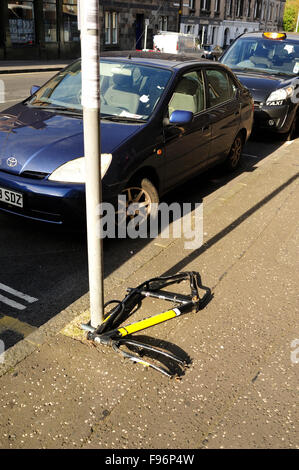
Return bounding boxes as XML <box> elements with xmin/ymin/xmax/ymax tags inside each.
<box><xmin>0</xmin><ymin>51</ymin><xmax>253</xmax><ymax>225</ymax></box>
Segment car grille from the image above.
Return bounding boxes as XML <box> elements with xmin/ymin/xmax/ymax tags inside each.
<box><xmin>0</xmin><ymin>169</ymin><xmax>49</xmax><ymax>179</ymax></box>
<box><xmin>20</xmin><ymin>171</ymin><xmax>49</xmax><ymax>180</ymax></box>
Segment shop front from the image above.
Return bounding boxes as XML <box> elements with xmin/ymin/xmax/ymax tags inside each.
<box><xmin>0</xmin><ymin>0</ymin><xmax>80</xmax><ymax>60</ymax></box>
<box><xmin>0</xmin><ymin>1</ymin><xmax>179</xmax><ymax>61</ymax></box>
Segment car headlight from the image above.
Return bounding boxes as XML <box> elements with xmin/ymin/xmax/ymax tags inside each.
<box><xmin>266</xmin><ymin>86</ymin><xmax>293</xmax><ymax>104</ymax></box>
<box><xmin>48</xmin><ymin>154</ymin><xmax>112</xmax><ymax>183</ymax></box>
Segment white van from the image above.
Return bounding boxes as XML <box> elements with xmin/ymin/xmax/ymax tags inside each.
<box><xmin>153</xmin><ymin>32</ymin><xmax>204</xmax><ymax>56</ymax></box>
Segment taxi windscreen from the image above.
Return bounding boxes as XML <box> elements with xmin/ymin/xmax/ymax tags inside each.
<box><xmin>222</xmin><ymin>37</ymin><xmax>299</xmax><ymax>76</ymax></box>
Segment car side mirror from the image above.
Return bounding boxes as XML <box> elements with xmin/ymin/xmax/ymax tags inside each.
<box><xmin>30</xmin><ymin>85</ymin><xmax>40</xmax><ymax>95</ymax></box>
<box><xmin>169</xmin><ymin>110</ymin><xmax>193</xmax><ymax>126</ymax></box>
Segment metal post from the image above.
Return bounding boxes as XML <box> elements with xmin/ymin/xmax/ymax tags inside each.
<box><xmin>296</xmin><ymin>11</ymin><xmax>299</xmax><ymax>33</ymax></box>
<box><xmin>178</xmin><ymin>0</ymin><xmax>182</xmax><ymax>32</ymax></box>
<box><xmin>79</xmin><ymin>0</ymin><xmax>104</xmax><ymax>328</ymax></box>
<box><xmin>144</xmin><ymin>19</ymin><xmax>149</xmax><ymax>50</ymax></box>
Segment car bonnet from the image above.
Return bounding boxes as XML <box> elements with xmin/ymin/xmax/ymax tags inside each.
<box><xmin>234</xmin><ymin>70</ymin><xmax>295</xmax><ymax>103</ymax></box>
<box><xmin>0</xmin><ymin>104</ymin><xmax>142</xmax><ymax>177</ymax></box>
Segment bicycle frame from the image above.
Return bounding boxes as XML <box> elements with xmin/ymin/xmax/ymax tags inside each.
<box><xmin>82</xmin><ymin>271</ymin><xmax>211</xmax><ymax>378</ymax></box>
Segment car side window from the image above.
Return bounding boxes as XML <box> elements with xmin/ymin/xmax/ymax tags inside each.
<box><xmin>168</xmin><ymin>70</ymin><xmax>206</xmax><ymax>117</ymax></box>
<box><xmin>206</xmin><ymin>69</ymin><xmax>236</xmax><ymax>107</ymax></box>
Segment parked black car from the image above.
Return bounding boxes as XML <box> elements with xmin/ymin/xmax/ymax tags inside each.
<box><xmin>220</xmin><ymin>32</ymin><xmax>299</xmax><ymax>139</ymax></box>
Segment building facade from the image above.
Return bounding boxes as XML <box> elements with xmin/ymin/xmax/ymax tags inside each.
<box><xmin>0</xmin><ymin>0</ymin><xmax>80</xmax><ymax>60</ymax></box>
<box><xmin>180</xmin><ymin>0</ymin><xmax>286</xmax><ymax>47</ymax></box>
<box><xmin>0</xmin><ymin>0</ymin><xmax>178</xmax><ymax>60</ymax></box>
<box><xmin>0</xmin><ymin>0</ymin><xmax>286</xmax><ymax>61</ymax></box>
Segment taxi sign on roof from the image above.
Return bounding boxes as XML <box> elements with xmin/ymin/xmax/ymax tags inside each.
<box><xmin>263</xmin><ymin>32</ymin><xmax>287</xmax><ymax>40</ymax></box>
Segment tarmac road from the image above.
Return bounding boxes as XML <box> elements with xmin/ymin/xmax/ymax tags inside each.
<box><xmin>0</xmin><ymin>71</ymin><xmax>56</xmax><ymax>112</ymax></box>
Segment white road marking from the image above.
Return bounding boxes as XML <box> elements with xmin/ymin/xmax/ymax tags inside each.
<box><xmin>0</xmin><ymin>283</ymin><xmax>38</xmax><ymax>303</ymax></box>
<box><xmin>0</xmin><ymin>294</ymin><xmax>26</xmax><ymax>310</ymax></box>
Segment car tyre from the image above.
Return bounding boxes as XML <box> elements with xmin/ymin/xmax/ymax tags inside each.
<box><xmin>117</xmin><ymin>177</ymin><xmax>159</xmax><ymax>230</ymax></box>
<box><xmin>224</xmin><ymin>133</ymin><xmax>244</xmax><ymax>171</ymax></box>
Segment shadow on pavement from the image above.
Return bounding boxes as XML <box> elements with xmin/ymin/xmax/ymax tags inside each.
<box><xmin>161</xmin><ymin>172</ymin><xmax>298</xmax><ymax>278</ymax></box>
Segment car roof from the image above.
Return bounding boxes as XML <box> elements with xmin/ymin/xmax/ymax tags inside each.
<box><xmin>237</xmin><ymin>31</ymin><xmax>299</xmax><ymax>41</ymax></box>
<box><xmin>100</xmin><ymin>50</ymin><xmax>218</xmax><ymax>70</ymax></box>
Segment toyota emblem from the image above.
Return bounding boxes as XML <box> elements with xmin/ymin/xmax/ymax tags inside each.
<box><xmin>7</xmin><ymin>157</ymin><xmax>18</xmax><ymax>167</ymax></box>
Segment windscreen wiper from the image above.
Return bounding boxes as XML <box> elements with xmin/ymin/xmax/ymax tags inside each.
<box><xmin>101</xmin><ymin>115</ymin><xmax>146</xmax><ymax>123</ymax></box>
<box><xmin>235</xmin><ymin>67</ymin><xmax>296</xmax><ymax>77</ymax></box>
<box><xmin>25</xmin><ymin>101</ymin><xmax>82</xmax><ymax>115</ymax></box>
<box><xmin>41</xmin><ymin>105</ymin><xmax>82</xmax><ymax>115</ymax></box>
<box><xmin>24</xmin><ymin>99</ymin><xmax>51</xmax><ymax>107</ymax></box>
<box><xmin>263</xmin><ymin>70</ymin><xmax>297</xmax><ymax>77</ymax></box>
<box><xmin>234</xmin><ymin>67</ymin><xmax>270</xmax><ymax>74</ymax></box>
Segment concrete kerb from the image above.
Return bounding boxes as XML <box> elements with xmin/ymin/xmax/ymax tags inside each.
<box><xmin>0</xmin><ymin>61</ymin><xmax>71</xmax><ymax>75</ymax></box>
<box><xmin>0</xmin><ymin>138</ymin><xmax>297</xmax><ymax>378</ymax></box>
<box><xmin>0</xmin><ymin>67</ymin><xmax>66</xmax><ymax>75</ymax></box>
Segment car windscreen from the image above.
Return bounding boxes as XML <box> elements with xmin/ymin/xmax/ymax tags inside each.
<box><xmin>221</xmin><ymin>37</ymin><xmax>299</xmax><ymax>76</ymax></box>
<box><xmin>26</xmin><ymin>59</ymin><xmax>172</xmax><ymax>120</ymax></box>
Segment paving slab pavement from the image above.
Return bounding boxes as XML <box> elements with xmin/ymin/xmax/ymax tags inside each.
<box><xmin>0</xmin><ymin>138</ymin><xmax>298</xmax><ymax>449</ymax></box>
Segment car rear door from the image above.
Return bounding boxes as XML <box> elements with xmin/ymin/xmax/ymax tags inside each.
<box><xmin>204</xmin><ymin>67</ymin><xmax>241</xmax><ymax>165</ymax></box>
<box><xmin>162</xmin><ymin>69</ymin><xmax>212</xmax><ymax>192</ymax></box>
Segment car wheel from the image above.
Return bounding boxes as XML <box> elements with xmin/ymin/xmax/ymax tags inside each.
<box><xmin>224</xmin><ymin>133</ymin><xmax>244</xmax><ymax>171</ymax></box>
<box><xmin>117</xmin><ymin>177</ymin><xmax>159</xmax><ymax>228</ymax></box>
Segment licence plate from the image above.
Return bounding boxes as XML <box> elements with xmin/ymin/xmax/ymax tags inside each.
<box><xmin>0</xmin><ymin>186</ymin><xmax>23</xmax><ymax>208</ymax></box>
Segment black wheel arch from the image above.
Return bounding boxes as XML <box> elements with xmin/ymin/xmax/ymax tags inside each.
<box><xmin>126</xmin><ymin>166</ymin><xmax>160</xmax><ymax>193</ymax></box>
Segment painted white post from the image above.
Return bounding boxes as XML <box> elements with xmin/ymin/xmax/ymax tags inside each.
<box><xmin>144</xmin><ymin>19</ymin><xmax>149</xmax><ymax>50</ymax></box>
<box><xmin>79</xmin><ymin>0</ymin><xmax>104</xmax><ymax>327</ymax></box>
